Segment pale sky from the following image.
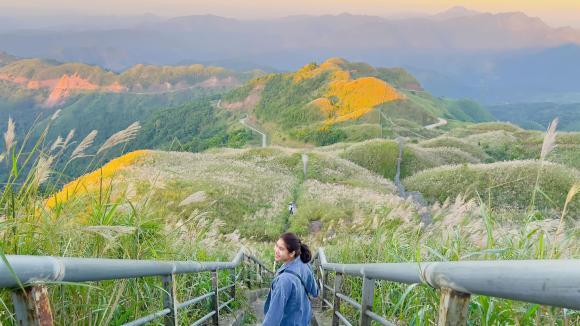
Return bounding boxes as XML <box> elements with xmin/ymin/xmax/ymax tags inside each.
<box><xmin>2</xmin><ymin>0</ymin><xmax>580</xmax><ymax>28</ymax></box>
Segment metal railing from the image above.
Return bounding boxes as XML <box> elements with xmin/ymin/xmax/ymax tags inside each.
<box><xmin>312</xmin><ymin>248</ymin><xmax>580</xmax><ymax>326</ymax></box>
<box><xmin>0</xmin><ymin>249</ymin><xmax>274</xmax><ymax>325</ymax></box>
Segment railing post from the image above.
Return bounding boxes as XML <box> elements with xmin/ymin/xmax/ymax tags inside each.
<box><xmin>162</xmin><ymin>274</ymin><xmax>178</xmax><ymax>326</ymax></box>
<box><xmin>230</xmin><ymin>268</ymin><xmax>236</xmax><ymax>300</ymax></box>
<box><xmin>320</xmin><ymin>269</ymin><xmax>329</xmax><ymax>310</ymax></box>
<box><xmin>258</xmin><ymin>264</ymin><xmax>262</xmax><ymax>286</ymax></box>
<box><xmin>11</xmin><ymin>285</ymin><xmax>54</xmax><ymax>326</ymax></box>
<box><xmin>359</xmin><ymin>277</ymin><xmax>375</xmax><ymax>326</ymax></box>
<box><xmin>244</xmin><ymin>258</ymin><xmax>251</xmax><ymax>288</ymax></box>
<box><xmin>438</xmin><ymin>287</ymin><xmax>470</xmax><ymax>326</ymax></box>
<box><xmin>331</xmin><ymin>272</ymin><xmax>343</xmax><ymax>326</ymax></box>
<box><xmin>211</xmin><ymin>270</ymin><xmax>220</xmax><ymax>325</ymax></box>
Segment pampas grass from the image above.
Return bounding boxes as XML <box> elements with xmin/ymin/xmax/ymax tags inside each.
<box><xmin>178</xmin><ymin>191</ymin><xmax>207</xmax><ymax>206</ymax></box>
<box><xmin>3</xmin><ymin>117</ymin><xmax>15</xmax><ymax>153</ymax></box>
<box><xmin>531</xmin><ymin>117</ymin><xmax>559</xmax><ymax>213</ymax></box>
<box><xmin>63</xmin><ymin>129</ymin><xmax>75</xmax><ymax>149</ymax></box>
<box><xmin>70</xmin><ymin>130</ymin><xmax>98</xmax><ymax>160</ymax></box>
<box><xmin>50</xmin><ymin>136</ymin><xmax>64</xmax><ymax>152</ymax></box>
<box><xmin>540</xmin><ymin>118</ymin><xmax>559</xmax><ymax>161</ymax></box>
<box><xmin>50</xmin><ymin>109</ymin><xmax>61</xmax><ymax>121</ymax></box>
<box><xmin>555</xmin><ymin>182</ymin><xmax>580</xmax><ymax>242</ymax></box>
<box><xmin>33</xmin><ymin>155</ymin><xmax>54</xmax><ymax>186</ymax></box>
<box><xmin>97</xmin><ymin>122</ymin><xmax>141</xmax><ymax>155</ymax></box>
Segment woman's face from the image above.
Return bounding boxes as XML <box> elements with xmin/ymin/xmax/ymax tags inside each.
<box><xmin>274</xmin><ymin>238</ymin><xmax>295</xmax><ymax>262</ymax></box>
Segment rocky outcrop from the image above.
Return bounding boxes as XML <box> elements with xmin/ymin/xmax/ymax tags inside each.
<box><xmin>0</xmin><ymin>60</ymin><xmax>245</xmax><ymax>107</ymax></box>
<box><xmin>45</xmin><ymin>73</ymin><xmax>100</xmax><ymax>107</ymax></box>
<box><xmin>219</xmin><ymin>84</ymin><xmax>264</xmax><ymax>110</ymax></box>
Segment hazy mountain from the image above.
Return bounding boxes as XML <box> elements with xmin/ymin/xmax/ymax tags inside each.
<box><xmin>413</xmin><ymin>44</ymin><xmax>580</xmax><ymax>103</ymax></box>
<box><xmin>431</xmin><ymin>6</ymin><xmax>481</xmax><ymax>20</ymax></box>
<box><xmin>0</xmin><ymin>14</ymin><xmax>164</xmax><ymax>32</ymax></box>
<box><xmin>1</xmin><ymin>10</ymin><xmax>579</xmax><ymax>103</ymax></box>
<box><xmin>2</xmin><ymin>11</ymin><xmax>579</xmax><ymax>69</ymax></box>
<box><xmin>487</xmin><ymin>102</ymin><xmax>580</xmax><ymax>131</ymax></box>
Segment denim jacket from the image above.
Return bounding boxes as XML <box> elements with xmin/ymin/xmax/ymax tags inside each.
<box><xmin>263</xmin><ymin>258</ymin><xmax>319</xmax><ymax>325</ymax></box>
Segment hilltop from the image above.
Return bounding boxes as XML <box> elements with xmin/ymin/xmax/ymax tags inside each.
<box><xmin>220</xmin><ymin>57</ymin><xmax>491</xmax><ymax>146</ymax></box>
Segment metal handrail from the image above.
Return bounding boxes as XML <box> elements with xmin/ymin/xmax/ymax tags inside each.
<box><xmin>313</xmin><ymin>247</ymin><xmax>580</xmax><ymax>326</ymax></box>
<box><xmin>1</xmin><ymin>248</ymin><xmax>274</xmax><ymax>326</ymax></box>
<box><xmin>0</xmin><ymin>250</ymin><xmax>244</xmax><ymax>288</ymax></box>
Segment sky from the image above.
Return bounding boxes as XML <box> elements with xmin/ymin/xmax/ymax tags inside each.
<box><xmin>2</xmin><ymin>0</ymin><xmax>580</xmax><ymax>28</ymax></box>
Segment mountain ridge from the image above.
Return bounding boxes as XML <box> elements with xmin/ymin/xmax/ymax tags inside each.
<box><xmin>0</xmin><ymin>57</ymin><xmax>263</xmax><ymax>107</ymax></box>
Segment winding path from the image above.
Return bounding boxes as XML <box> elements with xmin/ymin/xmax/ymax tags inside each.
<box><xmin>239</xmin><ymin>116</ymin><xmax>267</xmax><ymax>148</ymax></box>
<box><xmin>215</xmin><ymin>99</ymin><xmax>268</xmax><ymax>148</ymax></box>
<box><xmin>424</xmin><ymin>118</ymin><xmax>448</xmax><ymax>129</ymax></box>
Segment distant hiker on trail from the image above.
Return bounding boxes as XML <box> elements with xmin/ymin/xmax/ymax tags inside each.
<box><xmin>263</xmin><ymin>232</ymin><xmax>318</xmax><ymax>326</ymax></box>
<box><xmin>288</xmin><ymin>201</ymin><xmax>297</xmax><ymax>215</ymax></box>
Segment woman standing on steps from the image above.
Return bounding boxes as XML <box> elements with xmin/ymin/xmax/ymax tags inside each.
<box><xmin>263</xmin><ymin>232</ymin><xmax>319</xmax><ymax>326</ymax></box>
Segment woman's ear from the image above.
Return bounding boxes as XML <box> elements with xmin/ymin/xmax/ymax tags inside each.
<box><xmin>289</xmin><ymin>251</ymin><xmax>296</xmax><ymax>258</ymax></box>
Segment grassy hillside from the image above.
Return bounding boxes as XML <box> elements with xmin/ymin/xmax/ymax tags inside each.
<box><xmin>220</xmin><ymin>58</ymin><xmax>492</xmax><ymax>146</ymax></box>
<box><xmin>134</xmin><ymin>99</ymin><xmax>252</xmax><ymax>152</ymax></box>
<box><xmin>0</xmin><ymin>115</ymin><xmax>578</xmax><ymax>324</ymax></box>
<box><xmin>0</xmin><ymin>55</ymin><xmax>578</xmax><ymax>325</ymax></box>
<box><xmin>403</xmin><ymin>160</ymin><xmax>580</xmax><ymax>216</ymax></box>
<box><xmin>332</xmin><ymin>139</ymin><xmax>481</xmax><ymax>180</ymax></box>
<box><xmin>14</xmin><ymin>93</ymin><xmax>249</xmax><ymax>182</ymax></box>
<box><xmin>43</xmin><ymin>147</ymin><xmax>398</xmax><ymax>241</ymax></box>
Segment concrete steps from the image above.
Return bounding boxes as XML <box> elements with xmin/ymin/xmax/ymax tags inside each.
<box><xmin>224</xmin><ymin>288</ymin><xmax>330</xmax><ymax>325</ymax></box>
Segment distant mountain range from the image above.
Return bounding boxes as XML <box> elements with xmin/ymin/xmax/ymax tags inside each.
<box><xmin>1</xmin><ymin>8</ymin><xmax>579</xmax><ymax>103</ymax></box>
<box><xmin>0</xmin><ymin>55</ymin><xmax>263</xmax><ymax>107</ymax></box>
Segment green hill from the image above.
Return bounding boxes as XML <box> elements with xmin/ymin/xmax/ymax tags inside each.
<box><xmin>0</xmin><ymin>56</ymin><xmax>263</xmax><ymax>106</ymax></box>
<box><xmin>403</xmin><ymin>160</ymin><xmax>580</xmax><ymax>216</ymax></box>
<box><xmin>46</xmin><ymin>147</ymin><xmax>398</xmax><ymax>240</ymax></box>
<box><xmin>331</xmin><ymin>139</ymin><xmax>481</xmax><ymax>181</ymax></box>
<box><xmin>220</xmin><ymin>58</ymin><xmax>492</xmax><ymax>146</ymax></box>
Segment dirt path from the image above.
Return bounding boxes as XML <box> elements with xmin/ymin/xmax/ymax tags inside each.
<box><xmin>239</xmin><ymin>116</ymin><xmax>267</xmax><ymax>148</ymax></box>
<box><xmin>424</xmin><ymin>118</ymin><xmax>448</xmax><ymax>129</ymax></box>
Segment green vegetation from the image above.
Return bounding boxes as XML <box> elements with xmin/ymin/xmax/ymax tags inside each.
<box><xmin>418</xmin><ymin>136</ymin><xmax>490</xmax><ymax>161</ymax></box>
<box><xmin>220</xmin><ymin>58</ymin><xmax>493</xmax><ymax>147</ymax></box>
<box><xmin>338</xmin><ymin>139</ymin><xmax>401</xmax><ymax>179</ymax></box>
<box><xmin>255</xmin><ymin>73</ymin><xmax>328</xmax><ymax>128</ymax></box>
<box><xmin>0</xmin><ymin>57</ymin><xmax>578</xmax><ymax>324</ymax></box>
<box><xmin>403</xmin><ymin>161</ymin><xmax>580</xmax><ymax>215</ymax></box>
<box><xmin>0</xmin><ymin>58</ymin><xmax>262</xmax><ymax>89</ymax></box>
<box><xmin>134</xmin><ymin>99</ymin><xmax>252</xmax><ymax>152</ymax></box>
<box><xmin>336</xmin><ymin>139</ymin><xmax>480</xmax><ymax>180</ymax></box>
<box><xmin>0</xmin><ymin>118</ymin><xmax>258</xmax><ymax>324</ymax></box>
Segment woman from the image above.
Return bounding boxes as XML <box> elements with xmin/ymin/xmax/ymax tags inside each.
<box><xmin>263</xmin><ymin>232</ymin><xmax>319</xmax><ymax>326</ymax></box>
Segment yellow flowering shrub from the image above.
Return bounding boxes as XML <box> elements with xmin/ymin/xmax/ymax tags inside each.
<box><xmin>297</xmin><ymin>58</ymin><xmax>402</xmax><ymax>126</ymax></box>
<box><xmin>46</xmin><ymin>150</ymin><xmax>149</xmax><ymax>208</ymax></box>
<box><xmin>322</xmin><ymin>77</ymin><xmax>402</xmax><ymax>126</ymax></box>
<box><xmin>309</xmin><ymin>98</ymin><xmax>334</xmax><ymax>114</ymax></box>
<box><xmin>292</xmin><ymin>58</ymin><xmax>350</xmax><ymax>83</ymax></box>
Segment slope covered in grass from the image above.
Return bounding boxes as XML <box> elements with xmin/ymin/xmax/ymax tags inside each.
<box><xmin>49</xmin><ymin>147</ymin><xmax>397</xmax><ymax>241</ymax></box>
<box><xmin>418</xmin><ymin>136</ymin><xmax>490</xmax><ymax>161</ymax></box>
<box><xmin>403</xmin><ymin>160</ymin><xmax>580</xmax><ymax>215</ymax></box>
<box><xmin>334</xmin><ymin>139</ymin><xmax>481</xmax><ymax>180</ymax></box>
<box><xmin>220</xmin><ymin>58</ymin><xmax>493</xmax><ymax>146</ymax></box>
